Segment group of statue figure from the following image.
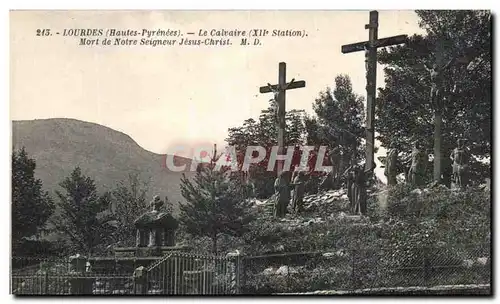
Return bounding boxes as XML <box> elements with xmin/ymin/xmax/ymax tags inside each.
<box><xmin>268</xmin><ymin>48</ymin><xmax>473</xmax><ymax>218</ymax></box>
<box><xmin>270</xmin><ymin>137</ymin><xmax>470</xmax><ymax>219</ymax></box>
<box><xmin>272</xmin><ymin>154</ymin><xmax>378</xmax><ymax>218</ymax></box>
<box><xmin>384</xmin><ymin>139</ymin><xmax>470</xmax><ymax>189</ymax></box>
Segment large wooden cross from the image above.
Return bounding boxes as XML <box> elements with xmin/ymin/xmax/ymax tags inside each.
<box><xmin>341</xmin><ymin>10</ymin><xmax>407</xmax><ymax>172</ymax></box>
<box><xmin>259</xmin><ymin>62</ymin><xmax>306</xmax><ymax>175</ymax></box>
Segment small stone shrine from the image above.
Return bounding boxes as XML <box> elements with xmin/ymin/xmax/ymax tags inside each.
<box><xmin>114</xmin><ymin>195</ymin><xmax>190</xmax><ymax>258</ymax></box>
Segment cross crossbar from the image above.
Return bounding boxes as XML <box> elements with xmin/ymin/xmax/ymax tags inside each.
<box><xmin>341</xmin><ymin>34</ymin><xmax>408</xmax><ymax>54</ymax></box>
<box><xmin>259</xmin><ymin>80</ymin><xmax>306</xmax><ymax>93</ymax></box>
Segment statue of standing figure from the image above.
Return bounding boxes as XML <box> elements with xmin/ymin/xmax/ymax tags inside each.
<box><xmin>343</xmin><ymin>161</ymin><xmax>376</xmax><ymax>215</ymax></box>
<box><xmin>273</xmin><ymin>171</ymin><xmax>291</xmax><ymax>218</ymax></box>
<box><xmin>344</xmin><ymin>163</ymin><xmax>356</xmax><ymax>212</ymax></box>
<box><xmin>450</xmin><ymin>139</ymin><xmax>469</xmax><ymax>189</ymax></box>
<box><xmin>329</xmin><ymin>146</ymin><xmax>344</xmax><ymax>189</ymax></box>
<box><xmin>291</xmin><ymin>171</ymin><xmax>306</xmax><ymax>214</ymax></box>
<box><xmin>385</xmin><ymin>142</ymin><xmax>398</xmax><ymax>186</ymax></box>
<box><xmin>407</xmin><ymin>141</ymin><xmax>427</xmax><ymax>187</ymax></box>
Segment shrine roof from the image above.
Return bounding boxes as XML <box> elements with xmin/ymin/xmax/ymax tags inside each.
<box><xmin>134</xmin><ymin>211</ymin><xmax>178</xmax><ymax>229</ymax></box>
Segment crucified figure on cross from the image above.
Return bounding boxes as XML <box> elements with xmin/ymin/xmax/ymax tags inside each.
<box><xmin>267</xmin><ymin>83</ymin><xmax>280</xmax><ymax>123</ymax></box>
<box><xmin>419</xmin><ymin>56</ymin><xmax>456</xmax><ymax>111</ymax></box>
<box><xmin>267</xmin><ymin>78</ymin><xmax>296</xmax><ymax>126</ymax></box>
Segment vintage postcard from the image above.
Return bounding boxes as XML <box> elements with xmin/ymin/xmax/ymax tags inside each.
<box><xmin>10</xmin><ymin>10</ymin><xmax>491</xmax><ymax>295</ymax></box>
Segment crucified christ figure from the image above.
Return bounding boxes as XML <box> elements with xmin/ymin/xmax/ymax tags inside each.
<box><xmin>267</xmin><ymin>83</ymin><xmax>281</xmax><ymax>123</ymax></box>
<box><xmin>419</xmin><ymin>57</ymin><xmax>455</xmax><ymax>111</ymax></box>
<box><xmin>267</xmin><ymin>78</ymin><xmax>296</xmax><ymax>126</ymax></box>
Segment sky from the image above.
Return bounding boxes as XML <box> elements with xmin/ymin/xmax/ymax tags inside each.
<box><xmin>10</xmin><ymin>10</ymin><xmax>426</xmax><ymax>182</ymax></box>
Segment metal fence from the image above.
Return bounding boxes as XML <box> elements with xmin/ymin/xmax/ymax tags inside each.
<box><xmin>11</xmin><ymin>252</ymin><xmax>240</xmax><ymax>295</ymax></box>
<box><xmin>11</xmin><ymin>256</ymin><xmax>137</xmax><ymax>295</ymax></box>
<box><xmin>11</xmin><ymin>244</ymin><xmax>490</xmax><ymax>295</ymax></box>
<box><xmin>142</xmin><ymin>252</ymin><xmax>239</xmax><ymax>295</ymax></box>
<box><xmin>240</xmin><ymin>244</ymin><xmax>491</xmax><ymax>294</ymax></box>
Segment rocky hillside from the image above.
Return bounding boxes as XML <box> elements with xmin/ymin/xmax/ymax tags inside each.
<box><xmin>235</xmin><ymin>186</ymin><xmax>490</xmax><ymax>294</ymax></box>
<box><xmin>12</xmin><ymin>118</ymin><xmax>194</xmax><ymax>213</ymax></box>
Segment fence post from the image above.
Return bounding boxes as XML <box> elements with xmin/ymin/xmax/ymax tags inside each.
<box><xmin>68</xmin><ymin>254</ymin><xmax>93</xmax><ymax>294</ymax></box>
<box><xmin>226</xmin><ymin>250</ymin><xmax>242</xmax><ymax>294</ymax></box>
<box><xmin>133</xmin><ymin>266</ymin><xmax>148</xmax><ymax>295</ymax></box>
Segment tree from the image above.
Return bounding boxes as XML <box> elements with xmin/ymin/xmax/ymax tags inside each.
<box><xmin>12</xmin><ymin>147</ymin><xmax>54</xmax><ymax>255</ymax></box>
<box><xmin>179</xmin><ymin>146</ymin><xmax>254</xmax><ymax>255</ymax></box>
<box><xmin>376</xmin><ymin>10</ymin><xmax>491</xmax><ymax>185</ymax></box>
<box><xmin>111</xmin><ymin>172</ymin><xmax>149</xmax><ymax>247</ymax></box>
<box><xmin>226</xmin><ymin>100</ymin><xmax>307</xmax><ymax>197</ymax></box>
<box><xmin>308</xmin><ymin>75</ymin><xmax>366</xmax><ymax>186</ymax></box>
<box><xmin>51</xmin><ymin>167</ymin><xmax>116</xmax><ymax>255</ymax></box>
<box><xmin>304</xmin><ymin>115</ymin><xmax>321</xmax><ymax>146</ymax></box>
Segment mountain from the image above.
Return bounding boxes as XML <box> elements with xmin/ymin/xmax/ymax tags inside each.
<box><xmin>12</xmin><ymin>118</ymin><xmax>194</xmax><ymax>213</ymax></box>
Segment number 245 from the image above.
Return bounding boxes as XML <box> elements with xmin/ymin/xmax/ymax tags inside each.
<box><xmin>36</xmin><ymin>29</ymin><xmax>51</xmax><ymax>36</ymax></box>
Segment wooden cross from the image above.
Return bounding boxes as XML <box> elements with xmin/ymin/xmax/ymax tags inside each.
<box><xmin>259</xmin><ymin>62</ymin><xmax>306</xmax><ymax>175</ymax></box>
<box><xmin>341</xmin><ymin>10</ymin><xmax>408</xmax><ymax>172</ymax></box>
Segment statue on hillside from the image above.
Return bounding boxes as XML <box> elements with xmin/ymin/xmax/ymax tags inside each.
<box><xmin>384</xmin><ymin>142</ymin><xmax>398</xmax><ymax>186</ymax></box>
<box><xmin>450</xmin><ymin>139</ymin><xmax>469</xmax><ymax>189</ymax></box>
<box><xmin>343</xmin><ymin>160</ymin><xmax>357</xmax><ymax>212</ymax></box>
<box><xmin>342</xmin><ymin>160</ymin><xmax>376</xmax><ymax>215</ymax></box>
<box><xmin>274</xmin><ymin>171</ymin><xmax>291</xmax><ymax>218</ymax></box>
<box><xmin>291</xmin><ymin>171</ymin><xmax>306</xmax><ymax>214</ymax></box>
<box><xmin>407</xmin><ymin>141</ymin><xmax>427</xmax><ymax>187</ymax></box>
<box><xmin>150</xmin><ymin>195</ymin><xmax>163</xmax><ymax>212</ymax></box>
<box><xmin>352</xmin><ymin>162</ymin><xmax>376</xmax><ymax>215</ymax></box>
<box><xmin>329</xmin><ymin>146</ymin><xmax>343</xmax><ymax>189</ymax></box>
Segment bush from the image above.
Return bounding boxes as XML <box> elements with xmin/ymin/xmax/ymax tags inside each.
<box><xmin>371</xmin><ymin>185</ymin><xmax>490</xmax><ymax>285</ymax></box>
<box><xmin>376</xmin><ymin>185</ymin><xmax>490</xmax><ymax>233</ymax></box>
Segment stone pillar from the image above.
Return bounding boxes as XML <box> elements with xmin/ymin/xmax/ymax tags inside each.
<box><xmin>226</xmin><ymin>250</ymin><xmax>242</xmax><ymax>294</ymax></box>
<box><xmin>68</xmin><ymin>254</ymin><xmax>94</xmax><ymax>294</ymax></box>
<box><xmin>160</xmin><ymin>228</ymin><xmax>166</xmax><ymax>246</ymax></box>
<box><xmin>148</xmin><ymin>229</ymin><xmax>157</xmax><ymax>247</ymax></box>
<box><xmin>136</xmin><ymin>229</ymin><xmax>141</xmax><ymax>247</ymax></box>
<box><xmin>133</xmin><ymin>266</ymin><xmax>148</xmax><ymax>294</ymax></box>
<box><xmin>69</xmin><ymin>254</ymin><xmax>87</xmax><ymax>272</ymax></box>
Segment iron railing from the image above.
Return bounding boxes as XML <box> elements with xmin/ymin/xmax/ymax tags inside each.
<box><xmin>11</xmin><ymin>252</ymin><xmax>240</xmax><ymax>295</ymax></box>
<box><xmin>144</xmin><ymin>252</ymin><xmax>238</xmax><ymax>295</ymax></box>
<box><xmin>11</xmin><ymin>244</ymin><xmax>490</xmax><ymax>295</ymax></box>
<box><xmin>11</xmin><ymin>256</ymin><xmax>136</xmax><ymax>295</ymax></box>
<box><xmin>240</xmin><ymin>243</ymin><xmax>491</xmax><ymax>294</ymax></box>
